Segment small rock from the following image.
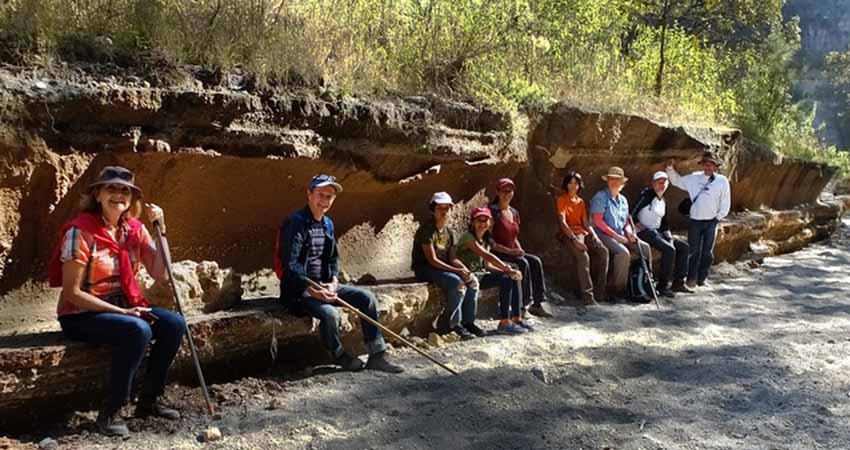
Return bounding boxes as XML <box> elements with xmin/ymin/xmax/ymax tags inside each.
<box><xmin>428</xmin><ymin>332</ymin><xmax>444</xmax><ymax>347</ymax></box>
<box><xmin>199</xmin><ymin>426</ymin><xmax>223</xmax><ymax>442</ymax></box>
<box><xmin>531</xmin><ymin>366</ymin><xmax>548</xmax><ymax>383</ymax></box>
<box><xmin>34</xmin><ymin>81</ymin><xmax>48</xmax><ymax>90</ymax></box>
<box><xmin>38</xmin><ymin>437</ymin><xmax>58</xmax><ymax>450</ymax></box>
<box><xmin>267</xmin><ymin>399</ymin><xmax>281</xmax><ymax>410</ymax></box>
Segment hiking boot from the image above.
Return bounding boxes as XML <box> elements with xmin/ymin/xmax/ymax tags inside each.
<box><xmin>514</xmin><ymin>320</ymin><xmax>536</xmax><ymax>332</ymax></box>
<box><xmin>672</xmin><ymin>281</ymin><xmax>695</xmax><ymax>294</ymax></box>
<box><xmin>685</xmin><ymin>280</ymin><xmax>698</xmax><ymax>290</ymax></box>
<box><xmin>334</xmin><ymin>352</ymin><xmax>365</xmax><ymax>371</ymax></box>
<box><xmin>452</xmin><ymin>325</ymin><xmax>476</xmax><ymax>341</ymax></box>
<box><xmin>463</xmin><ymin>322</ymin><xmax>488</xmax><ymax>338</ymax></box>
<box><xmin>496</xmin><ymin>322</ymin><xmax>527</xmax><ymax>335</ymax></box>
<box><xmin>658</xmin><ymin>286</ymin><xmax>676</xmax><ymax>299</ymax></box>
<box><xmin>365</xmin><ymin>351</ymin><xmax>405</xmax><ymax>374</ymax></box>
<box><xmin>96</xmin><ymin>407</ymin><xmax>130</xmax><ymax>437</ymax></box>
<box><xmin>697</xmin><ymin>280</ymin><xmax>709</xmax><ymax>287</ymax></box>
<box><xmin>527</xmin><ymin>302</ymin><xmax>554</xmax><ymax>318</ymax></box>
<box><xmin>135</xmin><ymin>397</ymin><xmax>180</xmax><ymax>420</ymax></box>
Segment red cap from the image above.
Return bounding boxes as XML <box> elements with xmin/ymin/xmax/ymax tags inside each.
<box><xmin>496</xmin><ymin>178</ymin><xmax>515</xmax><ymax>190</ymax></box>
<box><xmin>470</xmin><ymin>207</ymin><xmax>492</xmax><ymax>219</ymax></box>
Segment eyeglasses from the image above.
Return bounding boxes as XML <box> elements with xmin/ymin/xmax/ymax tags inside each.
<box><xmin>104</xmin><ymin>184</ymin><xmax>132</xmax><ymax>195</ymax></box>
<box><xmin>311</xmin><ymin>174</ymin><xmax>337</xmax><ymax>184</ymax></box>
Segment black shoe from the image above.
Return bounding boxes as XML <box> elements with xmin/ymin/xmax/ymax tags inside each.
<box><xmin>463</xmin><ymin>322</ymin><xmax>488</xmax><ymax>338</ymax></box>
<box><xmin>658</xmin><ymin>286</ymin><xmax>676</xmax><ymax>299</ymax></box>
<box><xmin>365</xmin><ymin>351</ymin><xmax>405</xmax><ymax>373</ymax></box>
<box><xmin>135</xmin><ymin>397</ymin><xmax>180</xmax><ymax>420</ymax></box>
<box><xmin>697</xmin><ymin>280</ymin><xmax>709</xmax><ymax>287</ymax></box>
<box><xmin>672</xmin><ymin>281</ymin><xmax>695</xmax><ymax>294</ymax></box>
<box><xmin>452</xmin><ymin>325</ymin><xmax>476</xmax><ymax>341</ymax></box>
<box><xmin>96</xmin><ymin>407</ymin><xmax>130</xmax><ymax>437</ymax></box>
<box><xmin>334</xmin><ymin>352</ymin><xmax>365</xmax><ymax>371</ymax></box>
<box><xmin>527</xmin><ymin>302</ymin><xmax>554</xmax><ymax>318</ymax></box>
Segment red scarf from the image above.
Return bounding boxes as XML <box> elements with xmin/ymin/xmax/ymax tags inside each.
<box><xmin>49</xmin><ymin>212</ymin><xmax>149</xmax><ymax>309</ymax></box>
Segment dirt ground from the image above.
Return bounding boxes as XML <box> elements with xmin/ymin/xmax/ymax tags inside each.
<box><xmin>6</xmin><ymin>220</ymin><xmax>850</xmax><ymax>450</ymax></box>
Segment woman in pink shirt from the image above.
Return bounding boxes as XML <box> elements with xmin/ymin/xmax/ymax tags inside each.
<box><xmin>489</xmin><ymin>178</ymin><xmax>553</xmax><ymax>318</ymax></box>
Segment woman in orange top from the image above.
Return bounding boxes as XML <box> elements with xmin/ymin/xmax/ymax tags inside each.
<box><xmin>49</xmin><ymin>166</ymin><xmax>185</xmax><ymax>437</ymax></box>
<box><xmin>556</xmin><ymin>171</ymin><xmax>609</xmax><ymax>305</ymax></box>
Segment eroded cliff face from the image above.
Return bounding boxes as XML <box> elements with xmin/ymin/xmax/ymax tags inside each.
<box><xmin>0</xmin><ymin>68</ymin><xmax>843</xmax><ymax>326</ymax></box>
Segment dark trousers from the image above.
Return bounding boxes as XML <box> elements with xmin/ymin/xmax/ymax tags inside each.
<box><xmin>478</xmin><ymin>271</ymin><xmax>522</xmax><ymax>320</ymax></box>
<box><xmin>687</xmin><ymin>218</ymin><xmax>719</xmax><ymax>283</ymax></box>
<box><xmin>59</xmin><ymin>307</ymin><xmax>185</xmax><ymax>412</ymax></box>
<box><xmin>300</xmin><ymin>285</ymin><xmax>387</xmax><ymax>358</ymax></box>
<box><xmin>494</xmin><ymin>252</ymin><xmax>546</xmax><ymax>307</ymax></box>
<box><xmin>638</xmin><ymin>229</ymin><xmax>689</xmax><ymax>288</ymax></box>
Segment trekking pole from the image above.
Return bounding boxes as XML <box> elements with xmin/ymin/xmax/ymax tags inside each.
<box><xmin>153</xmin><ymin>222</ymin><xmax>216</xmax><ymax>415</ymax></box>
<box><xmin>305</xmin><ymin>278</ymin><xmax>459</xmax><ymax>376</ymax></box>
<box><xmin>628</xmin><ymin>217</ymin><xmax>660</xmax><ymax>310</ymax></box>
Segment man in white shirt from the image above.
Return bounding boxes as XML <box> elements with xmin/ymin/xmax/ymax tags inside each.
<box><xmin>666</xmin><ymin>151</ymin><xmax>731</xmax><ymax>288</ymax></box>
<box><xmin>631</xmin><ymin>171</ymin><xmax>692</xmax><ymax>298</ymax></box>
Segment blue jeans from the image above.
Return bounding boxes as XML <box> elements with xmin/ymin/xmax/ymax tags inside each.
<box><xmin>638</xmin><ymin>229</ymin><xmax>689</xmax><ymax>288</ymax></box>
<box><xmin>299</xmin><ymin>285</ymin><xmax>387</xmax><ymax>358</ymax></box>
<box><xmin>59</xmin><ymin>307</ymin><xmax>186</xmax><ymax>412</ymax></box>
<box><xmin>478</xmin><ymin>271</ymin><xmax>522</xmax><ymax>320</ymax></box>
<box><xmin>415</xmin><ymin>266</ymin><xmax>477</xmax><ymax>327</ymax></box>
<box><xmin>687</xmin><ymin>218</ymin><xmax>718</xmax><ymax>283</ymax></box>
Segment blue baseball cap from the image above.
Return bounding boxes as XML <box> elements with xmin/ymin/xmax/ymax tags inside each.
<box><xmin>309</xmin><ymin>174</ymin><xmax>343</xmax><ymax>193</ymax></box>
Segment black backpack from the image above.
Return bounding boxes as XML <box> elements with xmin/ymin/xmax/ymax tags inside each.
<box><xmin>627</xmin><ymin>257</ymin><xmax>654</xmax><ymax>303</ymax></box>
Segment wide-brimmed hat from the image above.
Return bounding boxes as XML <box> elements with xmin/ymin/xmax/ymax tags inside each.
<box><xmin>470</xmin><ymin>207</ymin><xmax>492</xmax><ymax>220</ymax></box>
<box><xmin>89</xmin><ymin>166</ymin><xmax>142</xmax><ymax>197</ymax></box>
<box><xmin>601</xmin><ymin>166</ymin><xmax>628</xmax><ymax>182</ymax></box>
<box><xmin>430</xmin><ymin>192</ymin><xmax>454</xmax><ymax>205</ymax></box>
<box><xmin>495</xmin><ymin>178</ymin><xmax>516</xmax><ymax>191</ymax></box>
<box><xmin>309</xmin><ymin>174</ymin><xmax>343</xmax><ymax>192</ymax></box>
<box><xmin>699</xmin><ymin>151</ymin><xmax>720</xmax><ymax>166</ymax></box>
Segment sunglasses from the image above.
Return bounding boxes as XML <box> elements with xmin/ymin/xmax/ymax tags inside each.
<box><xmin>101</xmin><ymin>168</ymin><xmax>134</xmax><ymax>182</ymax></box>
<box><xmin>312</xmin><ymin>174</ymin><xmax>337</xmax><ymax>183</ymax></box>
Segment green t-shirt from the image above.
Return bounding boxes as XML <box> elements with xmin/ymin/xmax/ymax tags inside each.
<box><xmin>455</xmin><ymin>231</ymin><xmax>488</xmax><ymax>274</ymax></box>
<box><xmin>411</xmin><ymin>221</ymin><xmax>456</xmax><ymax>270</ymax></box>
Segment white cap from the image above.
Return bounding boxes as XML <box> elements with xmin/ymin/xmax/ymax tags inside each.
<box><xmin>430</xmin><ymin>191</ymin><xmax>453</xmax><ymax>205</ymax></box>
<box><xmin>652</xmin><ymin>171</ymin><xmax>669</xmax><ymax>181</ymax></box>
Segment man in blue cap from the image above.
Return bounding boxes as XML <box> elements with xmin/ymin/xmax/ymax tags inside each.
<box><xmin>276</xmin><ymin>174</ymin><xmax>404</xmax><ymax>373</ymax></box>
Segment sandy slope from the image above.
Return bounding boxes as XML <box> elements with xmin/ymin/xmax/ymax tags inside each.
<box><xmin>7</xmin><ymin>220</ymin><xmax>850</xmax><ymax>450</ymax></box>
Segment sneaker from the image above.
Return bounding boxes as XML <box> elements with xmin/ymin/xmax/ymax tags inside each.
<box><xmin>496</xmin><ymin>322</ymin><xmax>527</xmax><ymax>335</ymax></box>
<box><xmin>365</xmin><ymin>351</ymin><xmax>405</xmax><ymax>373</ymax></box>
<box><xmin>672</xmin><ymin>281</ymin><xmax>695</xmax><ymax>294</ymax></box>
<box><xmin>658</xmin><ymin>286</ymin><xmax>676</xmax><ymax>299</ymax></box>
<box><xmin>527</xmin><ymin>302</ymin><xmax>554</xmax><ymax>318</ymax></box>
<box><xmin>334</xmin><ymin>352</ymin><xmax>365</xmax><ymax>371</ymax></box>
<box><xmin>514</xmin><ymin>320</ymin><xmax>536</xmax><ymax>332</ymax></box>
<box><xmin>452</xmin><ymin>325</ymin><xmax>476</xmax><ymax>341</ymax></box>
<box><xmin>463</xmin><ymin>322</ymin><xmax>488</xmax><ymax>338</ymax></box>
<box><xmin>96</xmin><ymin>408</ymin><xmax>130</xmax><ymax>437</ymax></box>
<box><xmin>686</xmin><ymin>280</ymin><xmax>698</xmax><ymax>289</ymax></box>
<box><xmin>135</xmin><ymin>397</ymin><xmax>180</xmax><ymax>420</ymax></box>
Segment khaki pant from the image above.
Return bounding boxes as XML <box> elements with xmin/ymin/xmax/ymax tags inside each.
<box><xmin>597</xmin><ymin>233</ymin><xmax>652</xmax><ymax>296</ymax></box>
<box><xmin>562</xmin><ymin>233</ymin><xmax>609</xmax><ymax>303</ymax></box>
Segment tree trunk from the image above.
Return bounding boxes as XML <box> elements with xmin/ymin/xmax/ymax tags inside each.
<box><xmin>654</xmin><ymin>1</ymin><xmax>670</xmax><ymax>97</ymax></box>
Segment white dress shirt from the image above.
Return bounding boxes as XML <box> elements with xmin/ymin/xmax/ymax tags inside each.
<box><xmin>666</xmin><ymin>167</ymin><xmax>731</xmax><ymax>221</ymax></box>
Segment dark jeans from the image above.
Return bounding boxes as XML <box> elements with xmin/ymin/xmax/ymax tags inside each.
<box><xmin>300</xmin><ymin>285</ymin><xmax>387</xmax><ymax>358</ymax></box>
<box><xmin>687</xmin><ymin>218</ymin><xmax>719</xmax><ymax>283</ymax></box>
<box><xmin>638</xmin><ymin>229</ymin><xmax>689</xmax><ymax>288</ymax></box>
<box><xmin>493</xmin><ymin>252</ymin><xmax>546</xmax><ymax>307</ymax></box>
<box><xmin>415</xmin><ymin>266</ymin><xmax>477</xmax><ymax>327</ymax></box>
<box><xmin>478</xmin><ymin>271</ymin><xmax>522</xmax><ymax>320</ymax></box>
<box><xmin>59</xmin><ymin>307</ymin><xmax>185</xmax><ymax>412</ymax></box>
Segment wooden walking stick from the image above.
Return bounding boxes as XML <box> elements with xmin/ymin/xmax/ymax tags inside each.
<box><xmin>305</xmin><ymin>278</ymin><xmax>459</xmax><ymax>376</ymax></box>
<box><xmin>153</xmin><ymin>222</ymin><xmax>216</xmax><ymax>415</ymax></box>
